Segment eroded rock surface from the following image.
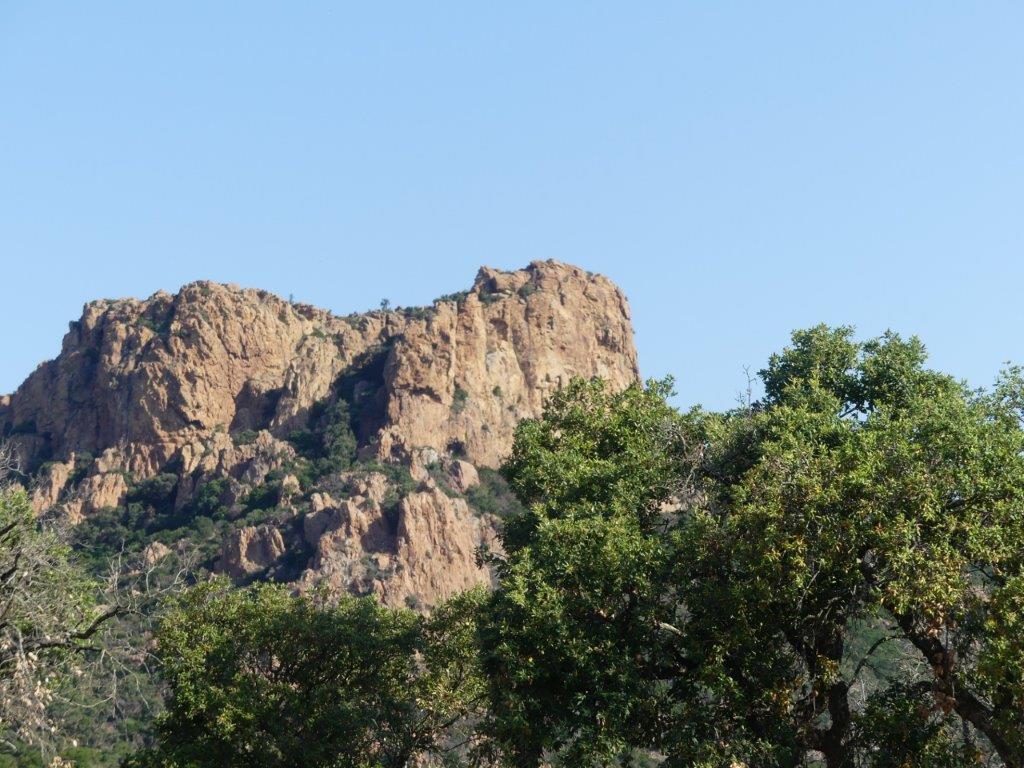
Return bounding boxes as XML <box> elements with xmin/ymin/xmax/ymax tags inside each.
<box><xmin>220</xmin><ymin>524</ymin><xmax>288</xmax><ymax>578</ymax></box>
<box><xmin>2</xmin><ymin>261</ymin><xmax>639</xmax><ymax>608</ymax></box>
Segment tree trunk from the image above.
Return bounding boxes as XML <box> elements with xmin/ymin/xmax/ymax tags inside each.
<box><xmin>818</xmin><ymin>680</ymin><xmax>854</xmax><ymax>768</ymax></box>
<box><xmin>788</xmin><ymin>628</ymin><xmax>854</xmax><ymax>768</ymax></box>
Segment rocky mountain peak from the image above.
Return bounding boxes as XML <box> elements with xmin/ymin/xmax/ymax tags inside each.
<box><xmin>1</xmin><ymin>260</ymin><xmax>639</xmax><ymax>608</ymax></box>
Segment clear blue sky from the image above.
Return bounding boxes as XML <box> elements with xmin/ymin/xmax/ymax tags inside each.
<box><xmin>2</xmin><ymin>3</ymin><xmax>1022</xmax><ymax>410</ymax></box>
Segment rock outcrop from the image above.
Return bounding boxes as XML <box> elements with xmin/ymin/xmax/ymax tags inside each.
<box><xmin>220</xmin><ymin>524</ymin><xmax>288</xmax><ymax>579</ymax></box>
<box><xmin>296</xmin><ymin>471</ymin><xmax>498</xmax><ymax>609</ymax></box>
<box><xmin>1</xmin><ymin>261</ymin><xmax>639</xmax><ymax>608</ymax></box>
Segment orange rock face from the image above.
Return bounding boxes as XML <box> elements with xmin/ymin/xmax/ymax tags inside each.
<box><xmin>1</xmin><ymin>261</ymin><xmax>639</xmax><ymax>608</ymax></box>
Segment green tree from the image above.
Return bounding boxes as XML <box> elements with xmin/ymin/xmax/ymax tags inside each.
<box><xmin>677</xmin><ymin>326</ymin><xmax>1024</xmax><ymax>766</ymax></box>
<box><xmin>287</xmin><ymin>398</ymin><xmax>358</xmax><ymax>481</ymax></box>
<box><xmin>129</xmin><ymin>581</ymin><xmax>490</xmax><ymax>768</ymax></box>
<box><xmin>480</xmin><ymin>378</ymin><xmax>688</xmax><ymax>765</ymax></box>
<box><xmin>319</xmin><ymin>399</ymin><xmax>358</xmax><ymax>471</ymax></box>
<box><xmin>0</xmin><ymin>454</ymin><xmax>125</xmax><ymax>757</ymax></box>
<box><xmin>484</xmin><ymin>333</ymin><xmax>1024</xmax><ymax>767</ymax></box>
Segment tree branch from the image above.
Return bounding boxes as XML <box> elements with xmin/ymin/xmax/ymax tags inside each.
<box><xmin>895</xmin><ymin>611</ymin><xmax>1023</xmax><ymax>768</ymax></box>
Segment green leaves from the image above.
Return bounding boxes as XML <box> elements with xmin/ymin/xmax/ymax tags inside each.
<box><xmin>120</xmin><ymin>328</ymin><xmax>1024</xmax><ymax>767</ymax></box>
<box><xmin>761</xmin><ymin>324</ymin><xmax>861</xmax><ymax>405</ymax></box>
<box><xmin>500</xmin><ymin>378</ymin><xmax>684</xmax><ymax>551</ymax></box>
<box><xmin>0</xmin><ymin>485</ymin><xmax>117</xmax><ymax>749</ymax></box>
<box><xmin>486</xmin><ymin>330</ymin><xmax>1024</xmax><ymax>767</ymax></box>
<box><xmin>131</xmin><ymin>582</ymin><xmax>489</xmax><ymax>768</ymax></box>
<box><xmin>482</xmin><ymin>379</ymin><xmax>686</xmax><ymax>765</ymax></box>
<box><xmin>691</xmin><ymin>326</ymin><xmax>1024</xmax><ymax>766</ymax></box>
<box><xmin>978</xmin><ymin>575</ymin><xmax>1024</xmax><ymax>756</ymax></box>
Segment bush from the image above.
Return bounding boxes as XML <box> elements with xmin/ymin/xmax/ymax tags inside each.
<box><xmin>434</xmin><ymin>291</ymin><xmax>469</xmax><ymax>306</ymax></box>
<box><xmin>518</xmin><ymin>282</ymin><xmax>538</xmax><ymax>299</ymax></box>
<box><xmin>74</xmin><ymin>472</ymin><xmax>238</xmax><ymax>572</ymax></box>
<box><xmin>126</xmin><ymin>473</ymin><xmax>178</xmax><ymax>514</ymax></box>
<box><xmin>402</xmin><ymin>306</ymin><xmax>435</xmax><ymax>321</ymax></box>
<box><xmin>69</xmin><ymin>451</ymin><xmax>95</xmax><ymax>484</ymax></box>
<box><xmin>451</xmin><ymin>386</ymin><xmax>469</xmax><ymax>414</ymax></box>
<box><xmin>287</xmin><ymin>428</ymin><xmax>321</xmax><ymax>458</ymax></box>
<box><xmin>465</xmin><ymin>467</ymin><xmax>525</xmax><ymax>520</ymax></box>
<box><xmin>231</xmin><ymin>429</ymin><xmax>259</xmax><ymax>447</ymax></box>
<box><xmin>187</xmin><ymin>477</ymin><xmax>230</xmax><ymax>519</ymax></box>
<box><xmin>286</xmin><ymin>398</ymin><xmax>358</xmax><ymax>483</ymax></box>
<box><xmin>242</xmin><ymin>482</ymin><xmax>279</xmax><ymax>513</ymax></box>
<box><xmin>320</xmin><ymin>400</ymin><xmax>357</xmax><ymax>469</ymax></box>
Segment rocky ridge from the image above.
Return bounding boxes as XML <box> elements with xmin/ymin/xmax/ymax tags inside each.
<box><xmin>1</xmin><ymin>261</ymin><xmax>639</xmax><ymax>608</ymax></box>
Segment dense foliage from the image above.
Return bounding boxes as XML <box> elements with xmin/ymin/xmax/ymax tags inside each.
<box><xmin>480</xmin><ymin>378</ymin><xmax>688</xmax><ymax>764</ymax></box>
<box><xmin>480</xmin><ymin>328</ymin><xmax>1024</xmax><ymax>767</ymax></box>
<box><xmin>127</xmin><ymin>582</ymin><xmax>489</xmax><ymax>768</ymax></box>
<box><xmin>0</xmin><ymin>486</ymin><xmax>101</xmax><ymax>747</ymax></box>
<box><xmin>676</xmin><ymin>328</ymin><xmax>1024</xmax><ymax>766</ymax></box>
<box><xmin>9</xmin><ymin>325</ymin><xmax>1024</xmax><ymax>767</ymax></box>
<box><xmin>0</xmin><ymin>464</ymin><xmax>137</xmax><ymax>766</ymax></box>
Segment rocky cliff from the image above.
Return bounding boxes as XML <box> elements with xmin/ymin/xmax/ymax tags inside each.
<box><xmin>1</xmin><ymin>261</ymin><xmax>639</xmax><ymax>608</ymax></box>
